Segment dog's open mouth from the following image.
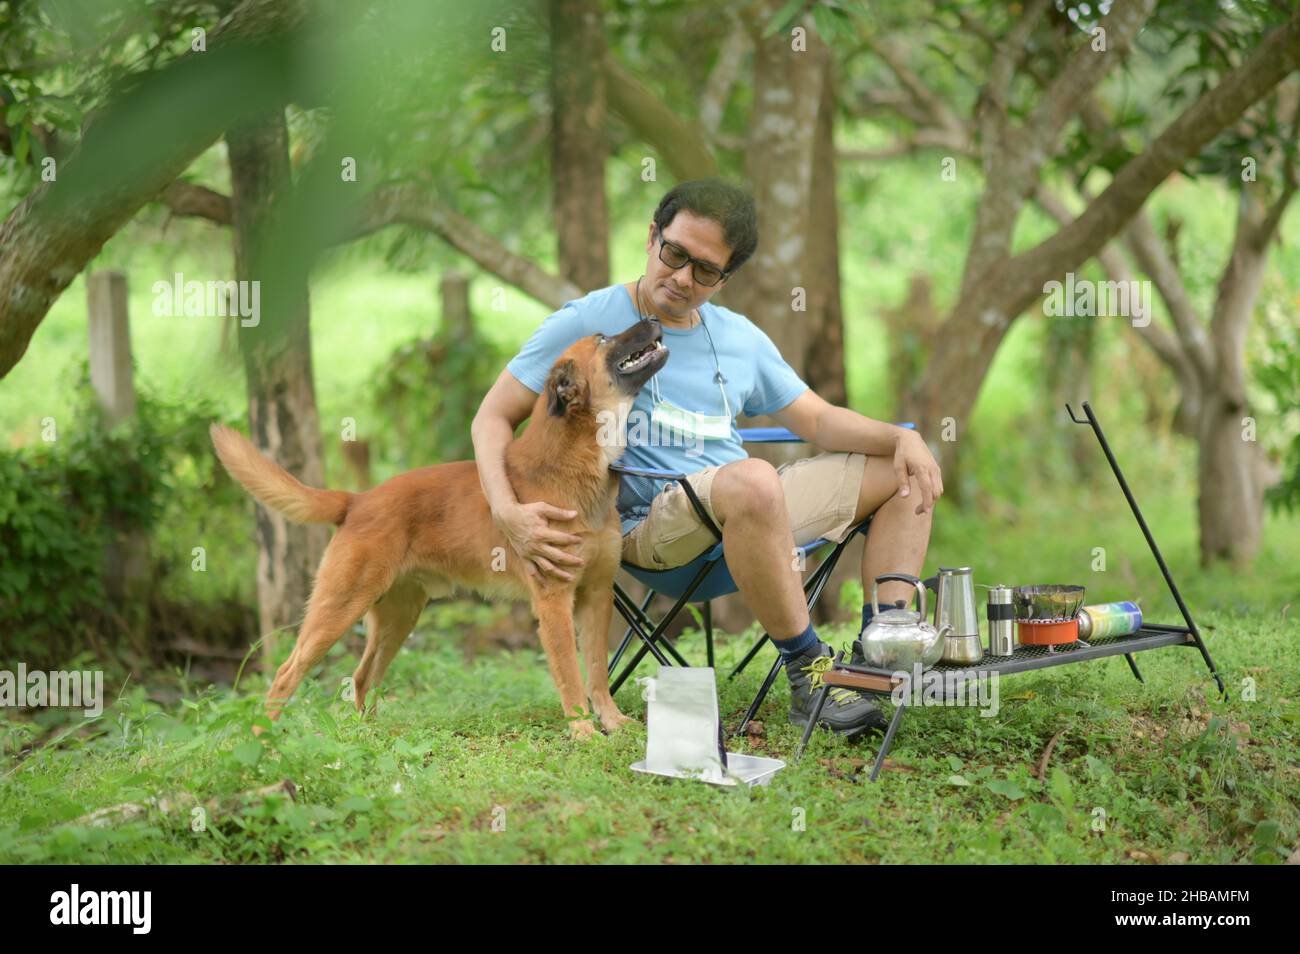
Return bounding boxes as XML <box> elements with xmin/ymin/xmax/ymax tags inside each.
<box><xmin>617</xmin><ymin>339</ymin><xmax>666</xmax><ymax>374</ymax></box>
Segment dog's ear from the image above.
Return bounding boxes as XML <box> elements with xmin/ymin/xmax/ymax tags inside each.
<box><xmin>545</xmin><ymin>359</ymin><xmax>585</xmax><ymax>417</ymax></box>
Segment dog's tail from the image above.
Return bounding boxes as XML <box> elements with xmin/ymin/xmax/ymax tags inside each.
<box><xmin>209</xmin><ymin>423</ymin><xmax>351</xmax><ymax>525</ymax></box>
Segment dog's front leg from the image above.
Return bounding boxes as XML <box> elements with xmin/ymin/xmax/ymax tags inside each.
<box><xmin>529</xmin><ymin>584</ymin><xmax>596</xmax><ymax>740</ymax></box>
<box><xmin>576</xmin><ymin>585</ymin><xmax>635</xmax><ymax>733</ymax></box>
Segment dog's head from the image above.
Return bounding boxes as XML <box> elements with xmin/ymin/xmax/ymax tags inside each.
<box><xmin>544</xmin><ymin>318</ymin><xmax>667</xmax><ymax>419</ymax></box>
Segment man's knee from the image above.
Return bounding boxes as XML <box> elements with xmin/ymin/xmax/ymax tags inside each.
<box><xmin>712</xmin><ymin>458</ymin><xmax>784</xmax><ymax>524</ymax></box>
<box><xmin>856</xmin><ymin>457</ymin><xmax>932</xmax><ymax>524</ymax></box>
<box><xmin>855</xmin><ymin>455</ymin><xmax>896</xmax><ymax>519</ymax></box>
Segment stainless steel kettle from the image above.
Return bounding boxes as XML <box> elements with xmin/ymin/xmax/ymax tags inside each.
<box><xmin>857</xmin><ymin>573</ymin><xmax>949</xmax><ymax>672</ymax></box>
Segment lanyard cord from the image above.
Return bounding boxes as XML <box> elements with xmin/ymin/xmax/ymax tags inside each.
<box><xmin>699</xmin><ymin>312</ymin><xmax>732</xmax><ymax>419</ymax></box>
<box><xmin>636</xmin><ymin>276</ymin><xmax>731</xmax><ymax>419</ymax></box>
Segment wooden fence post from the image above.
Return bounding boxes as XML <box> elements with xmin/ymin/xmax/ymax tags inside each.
<box><xmin>87</xmin><ymin>271</ymin><xmax>149</xmax><ymax>644</ymax></box>
<box><xmin>440</xmin><ymin>269</ymin><xmax>471</xmax><ymax>338</ymax></box>
<box><xmin>87</xmin><ymin>272</ymin><xmax>136</xmax><ymax>427</ymax></box>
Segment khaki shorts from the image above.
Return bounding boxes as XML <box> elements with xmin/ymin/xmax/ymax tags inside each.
<box><xmin>621</xmin><ymin>451</ymin><xmax>869</xmax><ymax>570</ymax></box>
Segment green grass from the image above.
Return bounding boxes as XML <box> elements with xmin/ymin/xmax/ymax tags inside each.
<box><xmin>2</xmin><ymin>597</ymin><xmax>1295</xmax><ymax>864</ymax></box>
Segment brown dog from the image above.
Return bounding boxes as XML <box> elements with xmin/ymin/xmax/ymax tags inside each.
<box><xmin>210</xmin><ymin>318</ymin><xmax>667</xmax><ymax>738</ymax></box>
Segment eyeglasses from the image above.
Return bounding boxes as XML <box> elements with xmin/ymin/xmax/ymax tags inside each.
<box><xmin>654</xmin><ymin>229</ymin><xmax>728</xmax><ymax>287</ymax></box>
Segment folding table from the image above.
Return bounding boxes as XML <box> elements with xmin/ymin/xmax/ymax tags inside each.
<box><xmin>795</xmin><ymin>401</ymin><xmax>1227</xmax><ymax>781</ymax></box>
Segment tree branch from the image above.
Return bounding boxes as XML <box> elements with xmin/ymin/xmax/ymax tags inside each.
<box><xmin>978</xmin><ymin>0</ymin><xmax>1052</xmax><ymax>148</ymax></box>
<box><xmin>1034</xmin><ymin>183</ymin><xmax>1197</xmax><ymax>385</ymax></box>
<box><xmin>997</xmin><ymin>6</ymin><xmax>1300</xmax><ymax>322</ymax></box>
<box><xmin>151</xmin><ymin>180</ymin><xmax>580</xmax><ymax>310</ymax></box>
<box><xmin>157</xmin><ymin>181</ymin><xmax>233</xmax><ymax>224</ymax></box>
<box><xmin>1020</xmin><ymin>0</ymin><xmax>1154</xmax><ymax>153</ymax></box>
<box><xmin>865</xmin><ymin>36</ymin><xmax>967</xmax><ymax>144</ymax></box>
<box><xmin>602</xmin><ymin>54</ymin><xmax>717</xmax><ymax>180</ymax></box>
<box><xmin>354</xmin><ymin>185</ymin><xmax>581</xmax><ymax>309</ymax></box>
<box><xmin>1123</xmin><ymin>209</ymin><xmax>1213</xmax><ymax>378</ymax></box>
<box><xmin>838</xmin><ymin>124</ymin><xmax>972</xmax><ymax>161</ymax></box>
<box><xmin>700</xmin><ymin>16</ymin><xmax>749</xmax><ymax>137</ymax></box>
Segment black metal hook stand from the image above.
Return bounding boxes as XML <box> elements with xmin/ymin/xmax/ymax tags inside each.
<box><xmin>1066</xmin><ymin>401</ymin><xmax>1226</xmax><ymax>698</ymax></box>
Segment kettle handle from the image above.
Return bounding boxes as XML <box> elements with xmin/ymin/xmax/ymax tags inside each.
<box><xmin>872</xmin><ymin>573</ymin><xmax>927</xmax><ymax>619</ymax></box>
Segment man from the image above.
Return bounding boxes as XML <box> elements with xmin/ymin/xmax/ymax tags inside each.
<box><xmin>471</xmin><ymin>178</ymin><xmax>943</xmax><ymax>736</ymax></box>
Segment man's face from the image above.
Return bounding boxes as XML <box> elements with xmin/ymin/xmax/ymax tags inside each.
<box><xmin>643</xmin><ymin>210</ymin><xmax>732</xmax><ymax>319</ymax></box>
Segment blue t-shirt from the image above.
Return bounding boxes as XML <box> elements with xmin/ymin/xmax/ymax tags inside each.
<box><xmin>506</xmin><ymin>283</ymin><xmax>809</xmax><ymax>534</ymax></box>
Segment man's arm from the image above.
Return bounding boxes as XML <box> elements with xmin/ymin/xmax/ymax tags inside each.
<box><xmin>770</xmin><ymin>390</ymin><xmax>945</xmax><ymax>513</ymax></box>
<box><xmin>470</xmin><ymin>368</ymin><xmax>537</xmax><ymax>515</ymax></box>
<box><xmin>770</xmin><ymin>390</ymin><xmax>910</xmax><ymax>456</ymax></box>
<box><xmin>471</xmin><ymin>368</ymin><xmax>586</xmax><ymax>581</ymax></box>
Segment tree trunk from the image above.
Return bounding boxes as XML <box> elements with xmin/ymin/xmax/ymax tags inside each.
<box><xmin>807</xmin><ymin>55</ymin><xmax>861</xmax><ymax>624</ymax></box>
<box><xmin>227</xmin><ymin>111</ymin><xmax>328</xmax><ymax>668</ymax></box>
<box><xmin>804</xmin><ymin>52</ymin><xmax>847</xmax><ymax>409</ymax></box>
<box><xmin>712</xmin><ymin>5</ymin><xmax>827</xmax><ymax>636</ymax></box>
<box><xmin>549</xmin><ymin>0</ymin><xmax>609</xmax><ymax>292</ymax></box>
<box><xmin>1197</xmin><ymin>393</ymin><xmax>1263</xmax><ymax>566</ymax></box>
<box><xmin>731</xmin><ymin>6</ymin><xmax>826</xmax><ymax>386</ymax></box>
<box><xmin>1196</xmin><ymin>189</ymin><xmax>1275</xmax><ymax>566</ymax></box>
<box><xmin>1043</xmin><ymin>317</ymin><xmax>1097</xmax><ymax>479</ymax></box>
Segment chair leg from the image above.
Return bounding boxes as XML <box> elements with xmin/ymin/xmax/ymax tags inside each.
<box><xmin>609</xmin><ymin>586</ymin><xmax>655</xmax><ymax>676</ymax></box>
<box><xmin>608</xmin><ymin>623</ymin><xmax>638</xmax><ymax>679</ymax></box>
<box><xmin>663</xmin><ymin>637</ymin><xmax>690</xmax><ymax>667</ymax></box>
<box><xmin>795</xmin><ymin>684</ymin><xmax>831</xmax><ymax>761</ymax></box>
<box><xmin>731</xmin><ymin>536</ymin><xmax>843</xmax><ymax>682</ymax></box>
<box><xmin>735</xmin><ymin>654</ymin><xmax>784</xmax><ymax>736</ymax></box>
<box><xmin>868</xmin><ymin>696</ymin><xmax>908</xmax><ymax>782</ymax></box>
<box><xmin>609</xmin><ymin>626</ymin><xmax>673</xmax><ymax>695</ymax></box>
<box><xmin>729</xmin><ymin>633</ymin><xmax>769</xmax><ymax>680</ymax></box>
<box><xmin>609</xmin><ymin>585</ymin><xmax>687</xmax><ymax>684</ymax></box>
<box><xmin>609</xmin><ymin>591</ymin><xmax>676</xmax><ymax>696</ymax></box>
<box><xmin>704</xmin><ymin>601</ymin><xmax>714</xmax><ymax>670</ymax></box>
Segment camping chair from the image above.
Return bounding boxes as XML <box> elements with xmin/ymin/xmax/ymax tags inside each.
<box><xmin>607</xmin><ymin>424</ymin><xmax>914</xmax><ymax>736</ymax></box>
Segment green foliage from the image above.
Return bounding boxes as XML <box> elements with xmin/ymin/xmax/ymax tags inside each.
<box><xmin>0</xmin><ymin>0</ymin><xmax>217</xmax><ymax>181</ymax></box>
<box><xmin>0</xmin><ymin>364</ymin><xmax>161</xmax><ymax>662</ymax></box>
<box><xmin>369</xmin><ymin>315</ymin><xmax>504</xmax><ymax>468</ymax></box>
<box><xmin>0</xmin><ymin>359</ymin><xmax>250</xmax><ymax>668</ymax></box>
<box><xmin>761</xmin><ymin>1</ymin><xmax>871</xmax><ymax>43</ymax></box>
<box><xmin>1256</xmin><ymin>314</ymin><xmax>1300</xmax><ymax>514</ymax></box>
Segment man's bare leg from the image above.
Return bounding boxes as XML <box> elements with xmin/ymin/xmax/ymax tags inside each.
<box><xmin>708</xmin><ymin>459</ymin><xmax>808</xmax><ymax>640</ymax></box>
<box><xmin>853</xmin><ymin>455</ymin><xmax>934</xmax><ymax>609</ymax></box>
<box><xmin>710</xmin><ymin>457</ymin><xmax>890</xmax><ymax>734</ymax></box>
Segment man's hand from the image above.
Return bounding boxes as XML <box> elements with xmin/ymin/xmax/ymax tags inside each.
<box><xmin>892</xmin><ymin>429</ymin><xmax>944</xmax><ymax>515</ymax></box>
<box><xmin>493</xmin><ymin>501</ymin><xmax>586</xmax><ymax>582</ymax></box>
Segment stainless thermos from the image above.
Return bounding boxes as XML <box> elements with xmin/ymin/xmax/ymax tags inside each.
<box><xmin>987</xmin><ymin>584</ymin><xmax>1016</xmax><ymax>656</ymax></box>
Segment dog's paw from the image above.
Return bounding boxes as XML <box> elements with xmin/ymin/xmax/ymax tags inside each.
<box><xmin>599</xmin><ymin>710</ymin><xmax>638</xmax><ymax>733</ymax></box>
<box><xmin>568</xmin><ymin>718</ymin><xmax>598</xmax><ymax>741</ymax></box>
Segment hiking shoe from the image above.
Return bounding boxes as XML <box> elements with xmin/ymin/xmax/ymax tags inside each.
<box><xmin>786</xmin><ymin>641</ymin><xmax>888</xmax><ymax>736</ymax></box>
